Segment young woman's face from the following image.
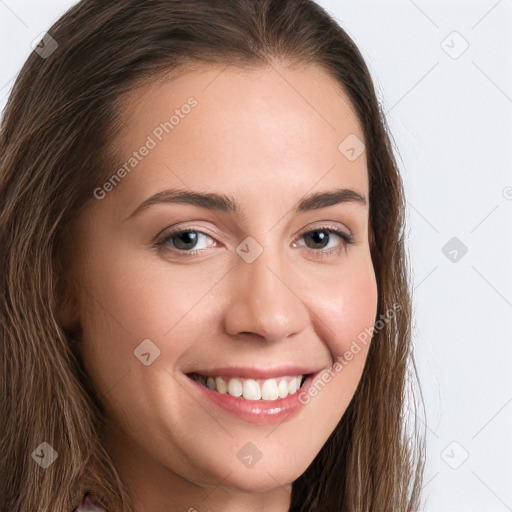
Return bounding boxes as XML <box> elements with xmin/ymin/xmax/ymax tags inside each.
<box><xmin>69</xmin><ymin>62</ymin><xmax>378</xmax><ymax>506</ymax></box>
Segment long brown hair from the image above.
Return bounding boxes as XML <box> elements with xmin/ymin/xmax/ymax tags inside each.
<box><xmin>0</xmin><ymin>1</ymin><xmax>425</xmax><ymax>510</ymax></box>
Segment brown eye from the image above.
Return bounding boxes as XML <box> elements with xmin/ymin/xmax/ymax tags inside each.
<box><xmin>303</xmin><ymin>230</ymin><xmax>333</xmax><ymax>249</ymax></box>
<box><xmin>156</xmin><ymin>229</ymin><xmax>216</xmax><ymax>256</ymax></box>
<box><xmin>293</xmin><ymin>226</ymin><xmax>355</xmax><ymax>260</ymax></box>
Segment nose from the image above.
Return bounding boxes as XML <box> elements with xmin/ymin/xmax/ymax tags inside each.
<box><xmin>223</xmin><ymin>245</ymin><xmax>310</xmax><ymax>343</ymax></box>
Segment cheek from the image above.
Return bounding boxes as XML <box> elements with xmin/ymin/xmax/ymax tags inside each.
<box><xmin>79</xmin><ymin>250</ymin><xmax>210</xmax><ymax>345</ymax></box>
<box><xmin>307</xmin><ymin>255</ymin><xmax>378</xmax><ymax>357</ymax></box>
<box><xmin>300</xmin><ymin>256</ymin><xmax>378</xmax><ymax>417</ymax></box>
<box><xmin>75</xmin><ymin>250</ymin><xmax>185</xmax><ymax>393</ymax></box>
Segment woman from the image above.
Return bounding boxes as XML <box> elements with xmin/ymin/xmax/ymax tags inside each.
<box><xmin>0</xmin><ymin>1</ymin><xmax>425</xmax><ymax>511</ymax></box>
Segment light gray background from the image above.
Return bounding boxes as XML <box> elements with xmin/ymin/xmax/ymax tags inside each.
<box><xmin>1</xmin><ymin>1</ymin><xmax>511</xmax><ymax>510</ymax></box>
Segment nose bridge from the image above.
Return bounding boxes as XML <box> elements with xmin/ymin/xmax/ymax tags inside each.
<box><xmin>224</xmin><ymin>239</ymin><xmax>309</xmax><ymax>341</ymax></box>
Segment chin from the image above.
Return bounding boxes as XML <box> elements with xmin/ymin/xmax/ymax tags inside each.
<box><xmin>187</xmin><ymin>441</ymin><xmax>316</xmax><ymax>494</ymax></box>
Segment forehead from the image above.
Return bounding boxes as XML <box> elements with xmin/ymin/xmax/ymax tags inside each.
<box><xmin>110</xmin><ymin>62</ymin><xmax>368</xmax><ymax>213</ymax></box>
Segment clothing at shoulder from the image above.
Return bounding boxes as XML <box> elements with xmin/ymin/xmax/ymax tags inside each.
<box><xmin>74</xmin><ymin>493</ymin><xmax>107</xmax><ymax>512</ymax></box>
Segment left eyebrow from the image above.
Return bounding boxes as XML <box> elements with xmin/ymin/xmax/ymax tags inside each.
<box><xmin>296</xmin><ymin>187</ymin><xmax>367</xmax><ymax>212</ymax></box>
<box><xmin>125</xmin><ymin>186</ymin><xmax>367</xmax><ymax>221</ymax></box>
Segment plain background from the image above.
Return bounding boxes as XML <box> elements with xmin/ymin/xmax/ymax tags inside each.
<box><xmin>1</xmin><ymin>1</ymin><xmax>511</xmax><ymax>510</ymax></box>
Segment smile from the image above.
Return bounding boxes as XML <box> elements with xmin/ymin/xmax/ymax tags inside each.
<box><xmin>184</xmin><ymin>365</ymin><xmax>321</xmax><ymax>425</ymax></box>
<box><xmin>189</xmin><ymin>373</ymin><xmax>308</xmax><ymax>401</ymax></box>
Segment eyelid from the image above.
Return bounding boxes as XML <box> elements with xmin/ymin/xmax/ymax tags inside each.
<box><xmin>153</xmin><ymin>222</ymin><xmax>219</xmax><ymax>245</ymax></box>
<box><xmin>298</xmin><ymin>221</ymin><xmax>352</xmax><ymax>238</ymax></box>
<box><xmin>154</xmin><ymin>223</ymin><xmax>356</xmax><ymax>261</ymax></box>
<box><xmin>154</xmin><ymin>219</ymin><xmax>352</xmax><ymax>241</ymax></box>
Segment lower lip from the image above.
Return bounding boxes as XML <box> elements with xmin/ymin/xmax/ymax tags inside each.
<box><xmin>186</xmin><ymin>373</ymin><xmax>316</xmax><ymax>425</ymax></box>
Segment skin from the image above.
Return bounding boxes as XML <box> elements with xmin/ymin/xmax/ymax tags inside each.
<box><xmin>64</xmin><ymin>61</ymin><xmax>378</xmax><ymax>512</ymax></box>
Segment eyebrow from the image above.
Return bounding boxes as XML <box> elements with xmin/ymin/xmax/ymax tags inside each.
<box><xmin>126</xmin><ymin>186</ymin><xmax>367</xmax><ymax>220</ymax></box>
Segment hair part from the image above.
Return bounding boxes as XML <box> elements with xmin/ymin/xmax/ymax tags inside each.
<box><xmin>0</xmin><ymin>1</ymin><xmax>425</xmax><ymax>510</ymax></box>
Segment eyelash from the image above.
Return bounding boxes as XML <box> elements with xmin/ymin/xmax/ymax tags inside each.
<box><xmin>154</xmin><ymin>225</ymin><xmax>355</xmax><ymax>260</ymax></box>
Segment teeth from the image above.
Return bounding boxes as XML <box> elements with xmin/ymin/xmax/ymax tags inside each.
<box><xmin>242</xmin><ymin>379</ymin><xmax>261</xmax><ymax>400</ymax></box>
<box><xmin>193</xmin><ymin>374</ymin><xmax>305</xmax><ymax>401</ymax></box>
<box><xmin>215</xmin><ymin>376</ymin><xmax>228</xmax><ymax>394</ymax></box>
<box><xmin>278</xmin><ymin>379</ymin><xmax>289</xmax><ymax>398</ymax></box>
<box><xmin>261</xmin><ymin>378</ymin><xmax>278</xmax><ymax>400</ymax></box>
<box><xmin>288</xmin><ymin>378</ymin><xmax>298</xmax><ymax>394</ymax></box>
<box><xmin>227</xmin><ymin>378</ymin><xmax>242</xmax><ymax>397</ymax></box>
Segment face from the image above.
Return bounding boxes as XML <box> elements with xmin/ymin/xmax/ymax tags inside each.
<box><xmin>66</xmin><ymin>62</ymin><xmax>378</xmax><ymax>508</ymax></box>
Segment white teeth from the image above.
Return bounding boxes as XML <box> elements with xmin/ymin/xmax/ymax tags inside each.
<box><xmin>242</xmin><ymin>379</ymin><xmax>261</xmax><ymax>400</ymax></box>
<box><xmin>228</xmin><ymin>378</ymin><xmax>242</xmax><ymax>397</ymax></box>
<box><xmin>194</xmin><ymin>374</ymin><xmax>306</xmax><ymax>401</ymax></box>
<box><xmin>215</xmin><ymin>376</ymin><xmax>228</xmax><ymax>394</ymax></box>
<box><xmin>278</xmin><ymin>379</ymin><xmax>289</xmax><ymax>398</ymax></box>
<box><xmin>261</xmin><ymin>378</ymin><xmax>279</xmax><ymax>400</ymax></box>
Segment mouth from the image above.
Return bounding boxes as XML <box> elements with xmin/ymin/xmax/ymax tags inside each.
<box><xmin>186</xmin><ymin>372</ymin><xmax>310</xmax><ymax>401</ymax></box>
<box><xmin>184</xmin><ymin>367</ymin><xmax>321</xmax><ymax>425</ymax></box>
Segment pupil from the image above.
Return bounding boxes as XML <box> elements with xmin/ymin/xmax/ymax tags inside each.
<box><xmin>174</xmin><ymin>231</ymin><xmax>197</xmax><ymax>250</ymax></box>
<box><xmin>307</xmin><ymin>230</ymin><xmax>328</xmax><ymax>249</ymax></box>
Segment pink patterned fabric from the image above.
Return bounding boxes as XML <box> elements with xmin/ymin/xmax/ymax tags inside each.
<box><xmin>75</xmin><ymin>493</ymin><xmax>107</xmax><ymax>512</ymax></box>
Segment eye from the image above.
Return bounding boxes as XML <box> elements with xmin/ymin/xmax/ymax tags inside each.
<box><xmin>154</xmin><ymin>225</ymin><xmax>355</xmax><ymax>259</ymax></box>
<box><xmin>155</xmin><ymin>229</ymin><xmax>216</xmax><ymax>256</ymax></box>
<box><xmin>293</xmin><ymin>226</ymin><xmax>355</xmax><ymax>259</ymax></box>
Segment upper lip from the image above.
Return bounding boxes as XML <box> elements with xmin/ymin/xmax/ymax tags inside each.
<box><xmin>186</xmin><ymin>365</ymin><xmax>323</xmax><ymax>379</ymax></box>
